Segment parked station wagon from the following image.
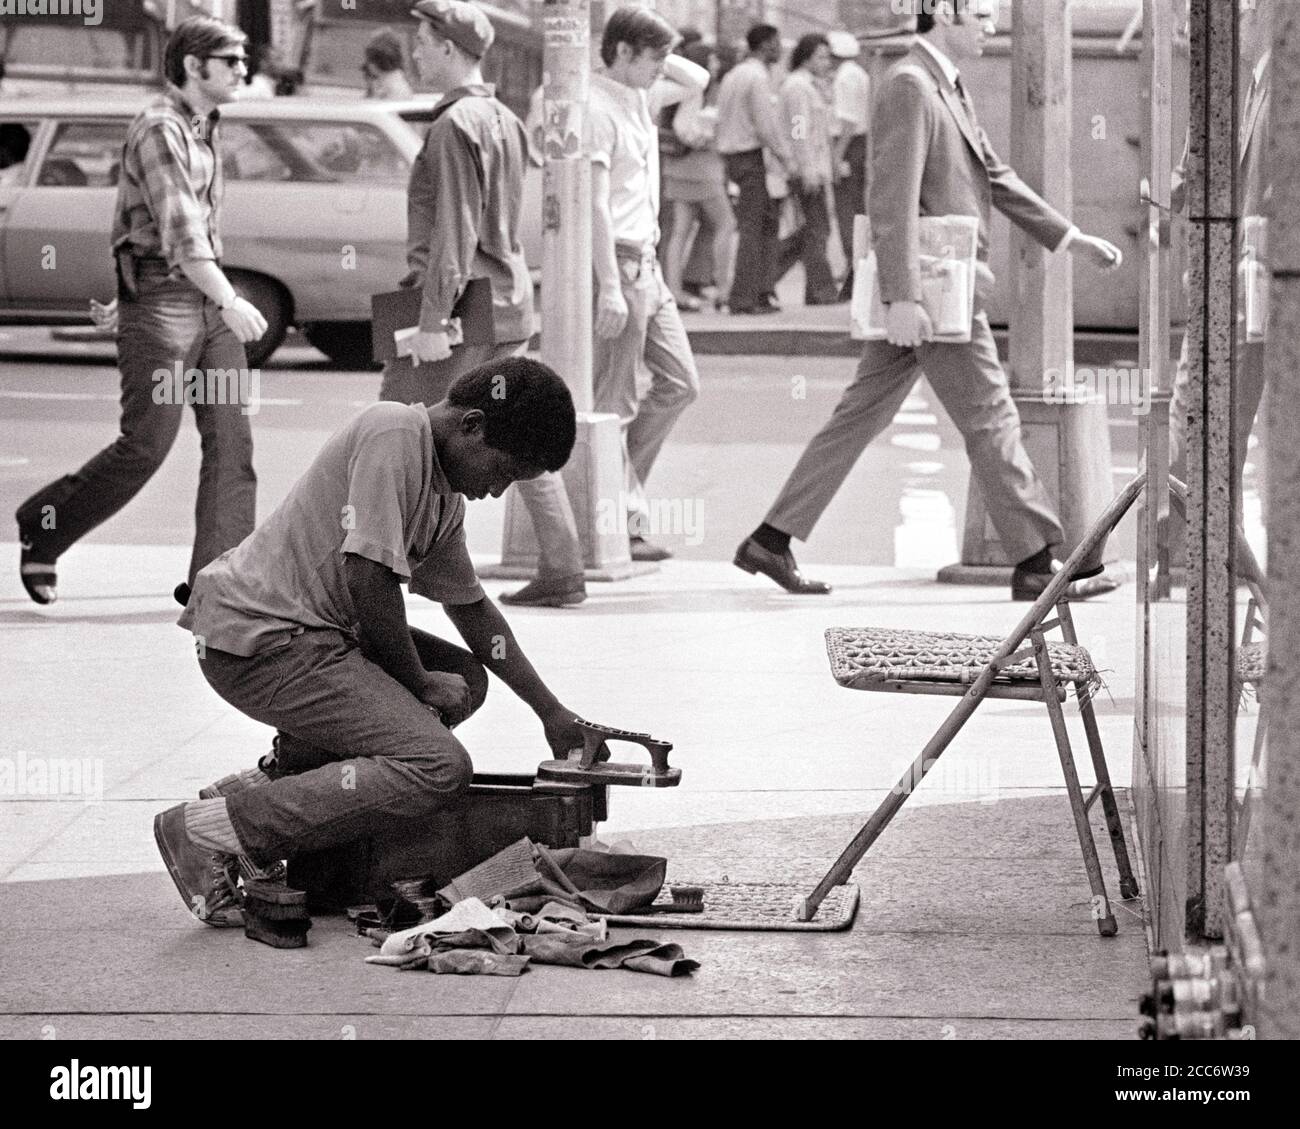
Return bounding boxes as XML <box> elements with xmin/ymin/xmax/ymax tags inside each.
<box><xmin>0</xmin><ymin>95</ymin><xmax>542</xmax><ymax>367</ymax></box>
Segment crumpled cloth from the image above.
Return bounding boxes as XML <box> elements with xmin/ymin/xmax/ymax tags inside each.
<box><xmin>366</xmin><ymin>898</ymin><xmax>515</xmax><ymax>966</ymax></box>
<box><xmin>502</xmin><ymin>845</ymin><xmax>667</xmax><ymax>916</ymax></box>
<box><xmin>519</xmin><ymin>933</ymin><xmax>698</xmax><ymax>977</ymax></box>
<box><xmin>427</xmin><ymin>951</ymin><xmax>529</xmax><ymax>977</ymax></box>
<box><xmin>364</xmin><ymin>896</ymin><xmax>697</xmax><ymax>977</ymax></box>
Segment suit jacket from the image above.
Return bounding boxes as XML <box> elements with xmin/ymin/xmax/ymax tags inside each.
<box><xmin>869</xmin><ymin>44</ymin><xmax>1072</xmax><ymax>305</ymax></box>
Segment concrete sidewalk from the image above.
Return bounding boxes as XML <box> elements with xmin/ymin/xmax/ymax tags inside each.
<box><xmin>0</xmin><ymin>545</ymin><xmax>1149</xmax><ymax>1039</ymax></box>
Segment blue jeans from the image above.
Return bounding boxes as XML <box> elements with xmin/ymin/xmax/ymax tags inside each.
<box><xmin>16</xmin><ymin>262</ymin><xmax>256</xmax><ymax>584</ymax></box>
<box><xmin>200</xmin><ymin>627</ymin><xmax>484</xmax><ymax>862</ymax></box>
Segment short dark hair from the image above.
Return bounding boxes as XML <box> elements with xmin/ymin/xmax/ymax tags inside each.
<box><xmin>364</xmin><ymin>29</ymin><xmax>405</xmax><ymax>74</ymax></box>
<box><xmin>600</xmin><ymin>6</ymin><xmax>676</xmax><ymax>68</ymax></box>
<box><xmin>915</xmin><ymin>1</ymin><xmax>967</xmax><ymax>35</ymax></box>
<box><xmin>164</xmin><ymin>15</ymin><xmax>247</xmax><ymax>87</ymax></box>
<box><xmin>746</xmin><ymin>23</ymin><xmax>780</xmax><ymax>53</ymax></box>
<box><xmin>447</xmin><ymin>357</ymin><xmax>576</xmax><ymax>472</ymax></box>
<box><xmin>790</xmin><ymin>33</ymin><xmax>829</xmax><ymax>73</ymax></box>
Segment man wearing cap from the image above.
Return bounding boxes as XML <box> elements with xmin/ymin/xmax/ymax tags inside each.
<box><xmin>828</xmin><ymin>30</ymin><xmax>870</xmax><ymax>293</ymax></box>
<box><xmin>379</xmin><ymin>0</ymin><xmax>586</xmax><ymax>607</ymax></box>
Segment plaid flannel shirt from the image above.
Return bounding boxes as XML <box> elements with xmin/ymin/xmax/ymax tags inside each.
<box><xmin>110</xmin><ymin>84</ymin><xmax>223</xmax><ymax>269</ymax></box>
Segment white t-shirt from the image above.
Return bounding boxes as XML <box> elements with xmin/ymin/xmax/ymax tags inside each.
<box><xmin>833</xmin><ymin>59</ymin><xmax>871</xmax><ymax>138</ymax></box>
<box><xmin>588</xmin><ymin>72</ymin><xmax>659</xmax><ymax>246</ymax></box>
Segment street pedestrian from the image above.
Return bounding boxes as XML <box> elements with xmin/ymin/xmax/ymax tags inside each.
<box><xmin>772</xmin><ymin>34</ymin><xmax>840</xmax><ymax>306</ymax></box>
<box><xmin>376</xmin><ymin>0</ymin><xmax>583</xmax><ymax>611</ymax></box>
<box><xmin>15</xmin><ymin>15</ymin><xmax>267</xmax><ymax>607</ymax></box>
<box><xmin>363</xmin><ymin>28</ymin><xmax>415</xmax><ymax>100</ymax></box>
<box><xmin>715</xmin><ymin>23</ymin><xmax>794</xmax><ymax>315</ymax></box>
<box><xmin>587</xmin><ymin>5</ymin><xmax>708</xmax><ymax>562</ymax></box>
<box><xmin>734</xmin><ymin>0</ymin><xmax>1124</xmax><ymax>601</ymax></box>
<box><xmin>828</xmin><ymin>29</ymin><xmax>870</xmax><ymax>295</ymax></box>
<box><xmin>660</xmin><ymin>40</ymin><xmax>735</xmax><ymax>312</ymax></box>
<box><xmin>157</xmin><ymin>358</ymin><xmax>593</xmax><ymax>929</ymax></box>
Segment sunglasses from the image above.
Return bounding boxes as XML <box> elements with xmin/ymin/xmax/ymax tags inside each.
<box><xmin>207</xmin><ymin>54</ymin><xmax>249</xmax><ymax>69</ymax></box>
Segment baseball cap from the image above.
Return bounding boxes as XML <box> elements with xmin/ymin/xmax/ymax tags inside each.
<box><xmin>411</xmin><ymin>0</ymin><xmax>494</xmax><ymax>60</ymax></box>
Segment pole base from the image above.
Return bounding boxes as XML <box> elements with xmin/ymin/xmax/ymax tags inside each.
<box><xmin>487</xmin><ymin>412</ymin><xmax>658</xmax><ymax>581</ymax></box>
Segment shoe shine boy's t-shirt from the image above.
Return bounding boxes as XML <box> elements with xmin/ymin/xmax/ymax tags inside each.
<box><xmin>179</xmin><ymin>402</ymin><xmax>484</xmax><ymax>656</ymax></box>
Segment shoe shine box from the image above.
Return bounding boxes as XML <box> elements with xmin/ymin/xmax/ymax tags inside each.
<box><xmin>287</xmin><ymin>774</ymin><xmax>601</xmax><ymax>911</ymax></box>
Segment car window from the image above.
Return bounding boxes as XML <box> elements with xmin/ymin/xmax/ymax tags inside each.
<box><xmin>294</xmin><ymin>122</ymin><xmax>409</xmax><ymax>182</ymax></box>
<box><xmin>0</xmin><ymin>121</ymin><xmax>38</xmax><ymax>187</ymax></box>
<box><xmin>222</xmin><ymin>120</ymin><xmax>408</xmax><ymax>184</ymax></box>
<box><xmin>36</xmin><ymin>121</ymin><xmax>129</xmax><ymax>188</ymax></box>
<box><xmin>222</xmin><ymin>122</ymin><xmax>295</xmax><ymax>182</ymax></box>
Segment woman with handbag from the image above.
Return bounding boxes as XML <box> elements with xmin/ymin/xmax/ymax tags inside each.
<box><xmin>660</xmin><ymin>41</ymin><xmax>735</xmax><ymax>311</ymax></box>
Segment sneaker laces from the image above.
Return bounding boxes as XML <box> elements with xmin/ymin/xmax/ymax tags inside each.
<box><xmin>202</xmin><ymin>854</ymin><xmax>244</xmax><ymax>914</ymax></box>
<box><xmin>238</xmin><ymin>855</ymin><xmax>288</xmax><ymax>884</ymax></box>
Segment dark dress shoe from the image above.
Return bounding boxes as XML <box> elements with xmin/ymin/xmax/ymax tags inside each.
<box><xmin>1011</xmin><ymin>559</ymin><xmax>1120</xmax><ymax>602</ymax></box>
<box><xmin>18</xmin><ymin>527</ymin><xmax>57</xmax><ymax>605</ymax></box>
<box><xmin>734</xmin><ymin>537</ymin><xmax>831</xmax><ymax>594</ymax></box>
<box><xmin>499</xmin><ymin>576</ymin><xmax>587</xmax><ymax>608</ymax></box>
<box><xmin>629</xmin><ymin>536</ymin><xmax>672</xmax><ymax>562</ymax></box>
<box><xmin>726</xmin><ymin>302</ymin><xmax>779</xmax><ymax>316</ymax></box>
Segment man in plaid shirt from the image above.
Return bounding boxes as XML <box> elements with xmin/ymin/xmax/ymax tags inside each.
<box><xmin>16</xmin><ymin>15</ymin><xmax>268</xmax><ymax>608</ymax></box>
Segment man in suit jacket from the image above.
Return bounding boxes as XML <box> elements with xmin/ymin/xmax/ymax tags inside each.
<box><xmin>734</xmin><ymin>0</ymin><xmax>1123</xmax><ymax>601</ymax></box>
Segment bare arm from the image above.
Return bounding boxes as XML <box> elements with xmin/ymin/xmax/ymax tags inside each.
<box><xmin>344</xmin><ymin>554</ymin><xmax>471</xmax><ymax>723</ymax></box>
<box><xmin>444</xmin><ymin>596</ymin><xmax>586</xmax><ymax>757</ymax></box>
<box><xmin>344</xmin><ymin>554</ymin><xmax>427</xmax><ymax>694</ymax></box>
<box><xmin>443</xmin><ymin>597</ymin><xmax>563</xmax><ymax>720</ymax></box>
<box><xmin>591</xmin><ymin>162</ymin><xmax>620</xmax><ymax>295</ymax></box>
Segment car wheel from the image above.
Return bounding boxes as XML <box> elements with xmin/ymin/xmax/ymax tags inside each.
<box><xmin>302</xmin><ymin>322</ymin><xmax>381</xmax><ymax>371</ymax></box>
<box><xmin>227</xmin><ymin>271</ymin><xmax>290</xmax><ymax>368</ymax></box>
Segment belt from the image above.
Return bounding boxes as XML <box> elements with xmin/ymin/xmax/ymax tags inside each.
<box><xmin>614</xmin><ymin>239</ymin><xmax>656</xmax><ymax>262</ymax></box>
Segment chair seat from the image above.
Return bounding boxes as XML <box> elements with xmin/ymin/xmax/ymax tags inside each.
<box><xmin>825</xmin><ymin>626</ymin><xmax>1099</xmax><ymax>691</ymax></box>
<box><xmin>1237</xmin><ymin>640</ymin><xmax>1265</xmax><ymax>686</ymax></box>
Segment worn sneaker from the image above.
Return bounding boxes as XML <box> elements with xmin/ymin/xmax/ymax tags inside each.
<box><xmin>152</xmin><ymin>803</ymin><xmax>244</xmax><ymax>927</ymax></box>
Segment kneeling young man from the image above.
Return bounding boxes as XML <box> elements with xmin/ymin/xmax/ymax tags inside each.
<box><xmin>155</xmin><ymin>357</ymin><xmax>588</xmax><ymax>925</ymax></box>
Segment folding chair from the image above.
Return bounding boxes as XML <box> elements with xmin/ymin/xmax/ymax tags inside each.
<box><xmin>1233</xmin><ymin>534</ymin><xmax>1268</xmax><ymax>857</ymax></box>
<box><xmin>797</xmin><ymin>474</ymin><xmax>1146</xmax><ymax>935</ymax></box>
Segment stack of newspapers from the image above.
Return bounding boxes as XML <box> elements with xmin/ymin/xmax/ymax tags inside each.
<box><xmin>850</xmin><ymin>214</ymin><xmax>979</xmax><ymax>344</ymax></box>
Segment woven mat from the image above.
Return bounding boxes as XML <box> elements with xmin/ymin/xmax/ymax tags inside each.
<box><xmin>601</xmin><ymin>881</ymin><xmax>859</xmax><ymax>932</ymax></box>
<box><xmin>825</xmin><ymin>626</ymin><xmax>1099</xmax><ymax>690</ymax></box>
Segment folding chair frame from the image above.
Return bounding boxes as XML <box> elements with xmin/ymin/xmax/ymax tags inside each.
<box><xmin>797</xmin><ymin>474</ymin><xmax>1148</xmax><ymax>934</ymax></box>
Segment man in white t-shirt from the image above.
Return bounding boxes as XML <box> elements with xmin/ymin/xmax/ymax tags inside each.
<box><xmin>587</xmin><ymin>6</ymin><xmax>708</xmax><ymax>562</ymax></box>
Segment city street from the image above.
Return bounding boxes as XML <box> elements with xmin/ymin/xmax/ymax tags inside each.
<box><xmin>0</xmin><ymin>325</ymin><xmax>1156</xmax><ymax>1038</ymax></box>
<box><xmin>0</xmin><ymin>326</ymin><xmax>1150</xmax><ymax>574</ymax></box>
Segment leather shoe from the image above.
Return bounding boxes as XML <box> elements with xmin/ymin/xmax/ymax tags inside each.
<box><xmin>629</xmin><ymin>536</ymin><xmax>672</xmax><ymax>562</ymax></box>
<box><xmin>734</xmin><ymin>536</ymin><xmax>831</xmax><ymax>594</ymax></box>
<box><xmin>1011</xmin><ymin>559</ymin><xmax>1120</xmax><ymax>602</ymax></box>
<box><xmin>18</xmin><ymin>529</ymin><xmax>57</xmax><ymax>606</ymax></box>
<box><xmin>498</xmin><ymin>576</ymin><xmax>587</xmax><ymax>608</ymax></box>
